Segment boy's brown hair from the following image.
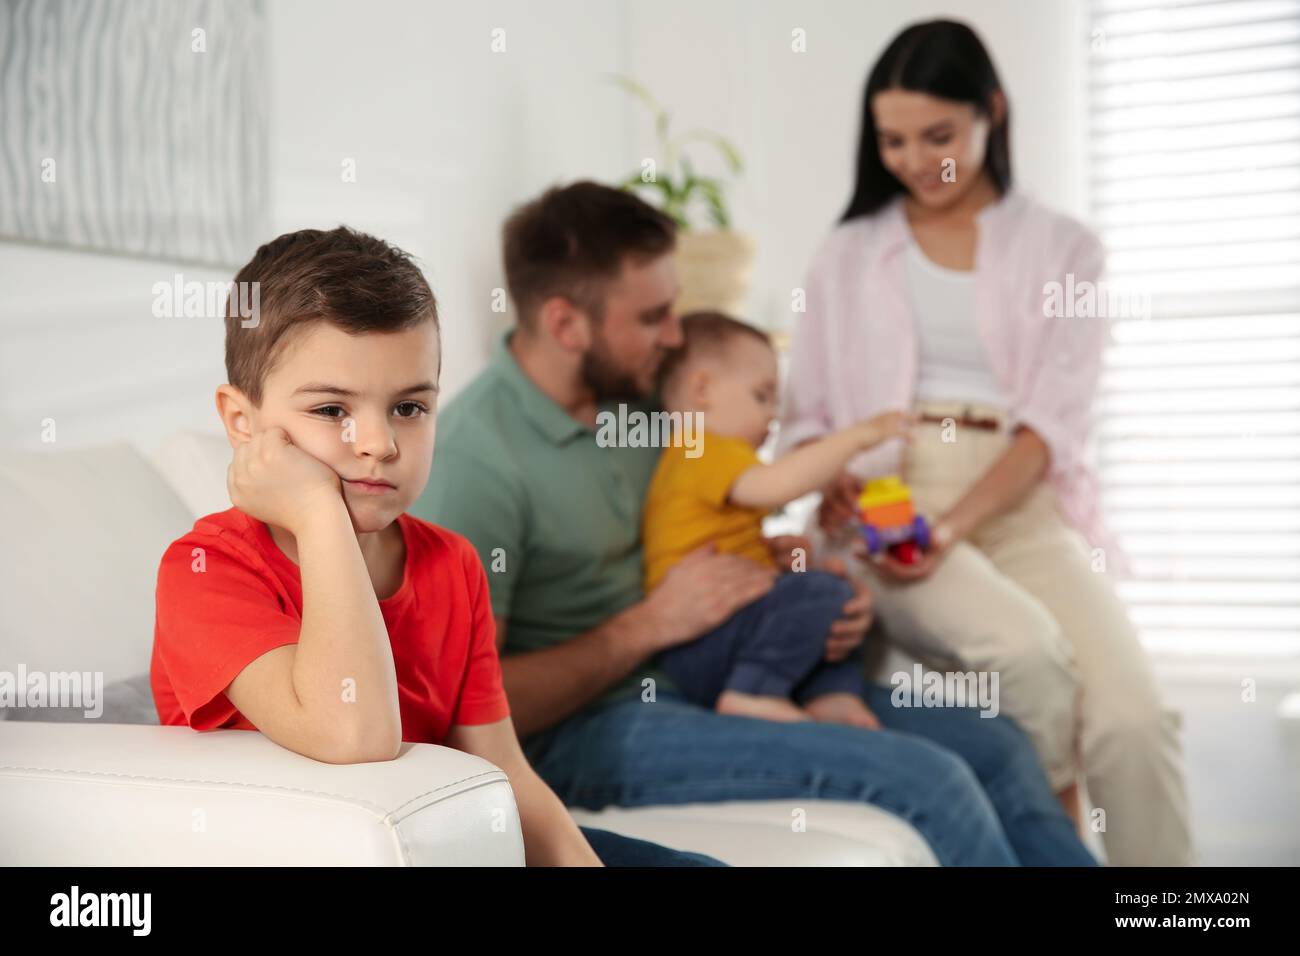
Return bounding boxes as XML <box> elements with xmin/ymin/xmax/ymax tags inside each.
<box><xmin>224</xmin><ymin>226</ymin><xmax>439</xmax><ymax>406</ymax></box>
<box><xmin>501</xmin><ymin>180</ymin><xmax>676</xmax><ymax>327</ymax></box>
<box><xmin>656</xmin><ymin>310</ymin><xmax>773</xmax><ymax>396</ymax></box>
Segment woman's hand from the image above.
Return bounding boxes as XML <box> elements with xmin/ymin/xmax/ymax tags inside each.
<box><xmin>817</xmin><ymin>471</ymin><xmax>862</xmax><ymax>535</ymax></box>
<box><xmin>859</xmin><ymin>519</ymin><xmax>958</xmax><ymax>584</ymax></box>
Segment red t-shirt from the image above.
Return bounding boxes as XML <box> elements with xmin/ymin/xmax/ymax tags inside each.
<box><xmin>151</xmin><ymin>507</ymin><xmax>510</xmax><ymax>743</ymax></box>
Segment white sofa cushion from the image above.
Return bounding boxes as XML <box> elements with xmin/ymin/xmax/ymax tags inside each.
<box><xmin>148</xmin><ymin>429</ymin><xmax>233</xmax><ymax>519</ymax></box>
<box><xmin>571</xmin><ymin>800</ymin><xmax>938</xmax><ymax>866</ymax></box>
<box><xmin>0</xmin><ymin>442</ymin><xmax>195</xmax><ymax>686</ymax></box>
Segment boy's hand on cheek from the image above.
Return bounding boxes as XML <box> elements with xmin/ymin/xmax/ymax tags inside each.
<box><xmin>228</xmin><ymin>426</ymin><xmax>342</xmax><ymax>533</ymax></box>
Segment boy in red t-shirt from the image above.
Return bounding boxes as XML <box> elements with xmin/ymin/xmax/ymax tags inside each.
<box><xmin>152</xmin><ymin>226</ymin><xmax>718</xmax><ymax>867</ymax></box>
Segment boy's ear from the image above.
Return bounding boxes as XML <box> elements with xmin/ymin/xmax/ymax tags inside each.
<box><xmin>215</xmin><ymin>384</ymin><xmax>255</xmax><ymax>449</ymax></box>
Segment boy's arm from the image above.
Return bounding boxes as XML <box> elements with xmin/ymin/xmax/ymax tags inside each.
<box><xmin>729</xmin><ymin>411</ymin><xmax>910</xmax><ymax>511</ymax></box>
<box><xmin>444</xmin><ymin>718</ymin><xmax>602</xmax><ymax>866</ymax></box>
<box><xmin>224</xmin><ymin>429</ymin><xmax>403</xmax><ymax>764</ymax></box>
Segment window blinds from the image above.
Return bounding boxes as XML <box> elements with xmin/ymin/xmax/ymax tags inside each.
<box><xmin>1088</xmin><ymin>0</ymin><xmax>1300</xmax><ymax>656</ymax></box>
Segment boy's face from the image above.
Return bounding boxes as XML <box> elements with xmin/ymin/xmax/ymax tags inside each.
<box><xmin>678</xmin><ymin>336</ymin><xmax>779</xmax><ymax>448</ymax></box>
<box><xmin>239</xmin><ymin>320</ymin><xmax>440</xmax><ymax>534</ymax></box>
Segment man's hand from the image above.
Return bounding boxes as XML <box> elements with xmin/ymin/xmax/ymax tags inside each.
<box><xmin>765</xmin><ymin>534</ymin><xmax>813</xmax><ymax>571</ymax></box>
<box><xmin>819</xmin><ymin>555</ymin><xmax>873</xmax><ymax>662</ymax></box>
<box><xmin>643</xmin><ymin>545</ymin><xmax>777</xmax><ymax>652</ymax></box>
<box><xmin>817</xmin><ymin>471</ymin><xmax>862</xmax><ymax>535</ymax></box>
<box><xmin>227</xmin><ymin>426</ymin><xmax>342</xmax><ymax>534</ymax></box>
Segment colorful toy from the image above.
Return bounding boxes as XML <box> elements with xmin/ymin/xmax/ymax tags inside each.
<box><xmin>858</xmin><ymin>476</ymin><xmax>931</xmax><ymax>564</ymax></box>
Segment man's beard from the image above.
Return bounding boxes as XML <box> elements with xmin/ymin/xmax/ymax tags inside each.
<box><xmin>580</xmin><ymin>331</ymin><xmax>650</xmax><ymax>403</ymax></box>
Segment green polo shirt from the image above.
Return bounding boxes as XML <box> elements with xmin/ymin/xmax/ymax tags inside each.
<box><xmin>411</xmin><ymin>331</ymin><xmax>677</xmax><ymax>709</ymax></box>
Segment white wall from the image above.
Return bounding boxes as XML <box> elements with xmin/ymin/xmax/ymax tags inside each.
<box><xmin>0</xmin><ymin>0</ymin><xmax>1088</xmax><ymax>454</ymax></box>
<box><xmin>623</xmin><ymin>0</ymin><xmax>1090</xmax><ymax>332</ymax></box>
<box><xmin>264</xmin><ymin>0</ymin><xmax>635</xmax><ymax>400</ymax></box>
<box><xmin>0</xmin><ymin>0</ymin><xmax>632</xmax><ymax>453</ymax></box>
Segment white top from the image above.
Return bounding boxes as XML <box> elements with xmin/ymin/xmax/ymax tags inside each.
<box><xmin>902</xmin><ymin>238</ymin><xmax>1005</xmax><ymax>409</ymax></box>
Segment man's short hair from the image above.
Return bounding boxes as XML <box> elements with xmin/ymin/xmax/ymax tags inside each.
<box><xmin>224</xmin><ymin>226</ymin><xmax>439</xmax><ymax>406</ymax></box>
<box><xmin>501</xmin><ymin>180</ymin><xmax>677</xmax><ymax>327</ymax></box>
<box><xmin>656</xmin><ymin>310</ymin><xmax>773</xmax><ymax>394</ymax></box>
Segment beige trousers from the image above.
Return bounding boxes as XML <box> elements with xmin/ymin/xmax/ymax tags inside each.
<box><xmin>822</xmin><ymin>401</ymin><xmax>1194</xmax><ymax>866</ymax></box>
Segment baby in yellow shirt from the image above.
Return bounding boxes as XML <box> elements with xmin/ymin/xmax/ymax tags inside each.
<box><xmin>643</xmin><ymin>312</ymin><xmax>907</xmax><ymax>725</ymax></box>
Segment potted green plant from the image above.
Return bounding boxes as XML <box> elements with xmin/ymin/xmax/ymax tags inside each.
<box><xmin>610</xmin><ymin>74</ymin><xmax>755</xmax><ymax>319</ymax></box>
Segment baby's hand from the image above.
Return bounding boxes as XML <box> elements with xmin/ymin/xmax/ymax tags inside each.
<box><xmin>859</xmin><ymin>410</ymin><xmax>912</xmax><ymax>447</ymax></box>
<box><xmin>227</xmin><ymin>427</ymin><xmax>341</xmax><ymax>534</ymax></box>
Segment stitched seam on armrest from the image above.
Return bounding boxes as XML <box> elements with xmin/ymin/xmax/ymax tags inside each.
<box><xmin>385</xmin><ymin>771</ymin><xmax>507</xmax><ymax>817</ymax></box>
<box><xmin>0</xmin><ymin>765</ymin><xmax>501</xmax><ymax>819</ymax></box>
<box><xmin>385</xmin><ymin>776</ymin><xmax>515</xmax><ymax>866</ymax></box>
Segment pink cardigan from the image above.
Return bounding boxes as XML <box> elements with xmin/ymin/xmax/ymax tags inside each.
<box><xmin>778</xmin><ymin>189</ymin><xmax>1125</xmax><ymax>569</ymax></box>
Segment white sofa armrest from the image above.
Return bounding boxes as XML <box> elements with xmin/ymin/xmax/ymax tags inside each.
<box><xmin>0</xmin><ymin>722</ymin><xmax>524</xmax><ymax>866</ymax></box>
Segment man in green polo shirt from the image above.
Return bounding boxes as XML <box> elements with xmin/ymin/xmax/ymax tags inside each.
<box><xmin>417</xmin><ymin>331</ymin><xmax>678</xmax><ymax>707</ymax></box>
<box><xmin>411</xmin><ymin>181</ymin><xmax>1094</xmax><ymax>866</ymax></box>
<box><xmin>415</xmin><ymin>183</ymin><xmax>781</xmax><ymax>737</ymax></box>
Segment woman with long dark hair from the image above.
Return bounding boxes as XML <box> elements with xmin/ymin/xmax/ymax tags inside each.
<box><xmin>780</xmin><ymin>20</ymin><xmax>1192</xmax><ymax>866</ymax></box>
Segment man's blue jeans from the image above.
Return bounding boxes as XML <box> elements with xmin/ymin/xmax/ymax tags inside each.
<box><xmin>580</xmin><ymin>827</ymin><xmax>726</xmax><ymax>866</ymax></box>
<box><xmin>524</xmin><ymin>686</ymin><xmax>1097</xmax><ymax>866</ymax></box>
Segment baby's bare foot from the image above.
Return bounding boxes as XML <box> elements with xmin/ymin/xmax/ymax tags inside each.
<box><xmin>716</xmin><ymin>690</ymin><xmax>809</xmax><ymax>723</ymax></box>
<box><xmin>804</xmin><ymin>692</ymin><xmax>881</xmax><ymax>730</ymax></box>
